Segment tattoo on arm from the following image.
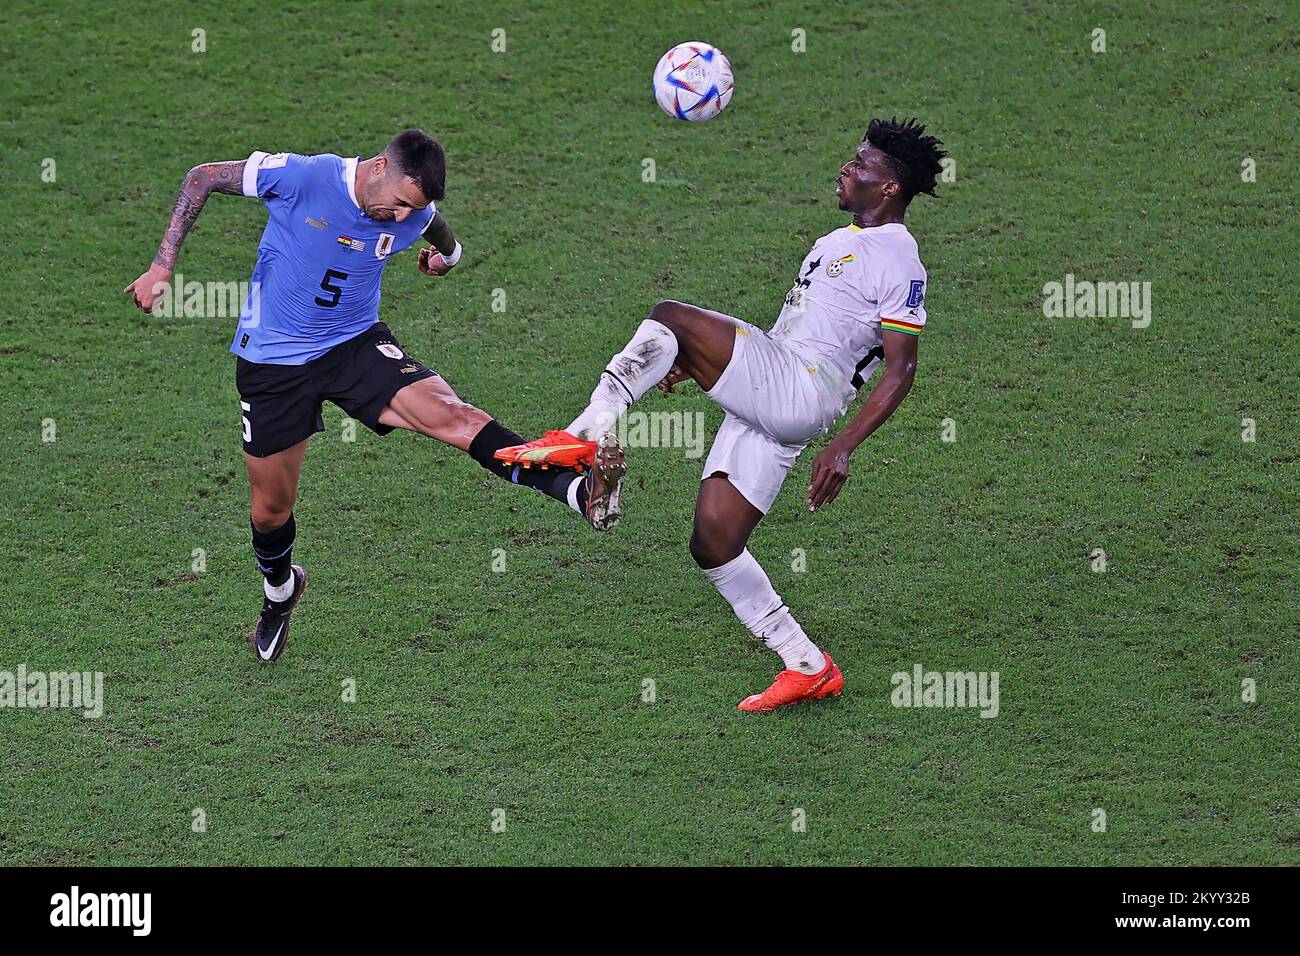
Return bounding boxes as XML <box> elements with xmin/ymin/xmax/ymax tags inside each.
<box><xmin>421</xmin><ymin>211</ymin><xmax>457</xmax><ymax>256</ymax></box>
<box><xmin>153</xmin><ymin>160</ymin><xmax>247</xmax><ymax>270</ymax></box>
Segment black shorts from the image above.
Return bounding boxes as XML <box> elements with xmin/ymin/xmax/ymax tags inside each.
<box><xmin>236</xmin><ymin>322</ymin><xmax>436</xmax><ymax>457</ymax></box>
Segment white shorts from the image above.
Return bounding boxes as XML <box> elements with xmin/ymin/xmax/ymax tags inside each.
<box><xmin>701</xmin><ymin>322</ymin><xmax>853</xmax><ymax>513</ymax></box>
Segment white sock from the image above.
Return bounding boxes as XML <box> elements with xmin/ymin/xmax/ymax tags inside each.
<box><xmin>567</xmin><ymin>319</ymin><xmax>678</xmax><ymax>440</ymax></box>
<box><xmin>264</xmin><ymin>574</ymin><xmax>295</xmax><ymax>602</ymax></box>
<box><xmin>564</xmin><ymin>472</ymin><xmax>584</xmax><ymax>515</ymax></box>
<box><xmin>701</xmin><ymin>550</ymin><xmax>827</xmax><ymax>675</ymax></box>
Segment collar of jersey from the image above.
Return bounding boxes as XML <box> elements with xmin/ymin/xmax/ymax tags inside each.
<box><xmin>849</xmin><ymin>222</ymin><xmax>905</xmax><ymax>233</ymax></box>
<box><xmin>342</xmin><ymin>157</ymin><xmax>362</xmax><ymax>209</ymax></box>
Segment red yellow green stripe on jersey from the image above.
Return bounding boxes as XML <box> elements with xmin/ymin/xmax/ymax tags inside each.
<box><xmin>881</xmin><ymin>317</ymin><xmax>924</xmax><ymax>335</ymax></box>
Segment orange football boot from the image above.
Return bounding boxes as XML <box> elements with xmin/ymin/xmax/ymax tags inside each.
<box><xmin>737</xmin><ymin>654</ymin><xmax>844</xmax><ymax>712</ymax></box>
<box><xmin>493</xmin><ymin>429</ymin><xmax>597</xmax><ymax>471</ymax></box>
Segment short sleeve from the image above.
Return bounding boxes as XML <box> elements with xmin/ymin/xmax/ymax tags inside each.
<box><xmin>877</xmin><ymin>256</ymin><xmax>928</xmax><ymax>335</ymax></box>
<box><xmin>242</xmin><ymin>150</ymin><xmax>302</xmax><ymax>201</ymax></box>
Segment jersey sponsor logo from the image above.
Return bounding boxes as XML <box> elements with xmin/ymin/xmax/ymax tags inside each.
<box><xmin>262</xmin><ymin>152</ymin><xmax>289</xmax><ymax>169</ymax></box>
<box><xmin>375</xmin><ymin>233</ymin><xmax>396</xmax><ymax>259</ymax></box>
<box><xmin>826</xmin><ymin>254</ymin><xmax>856</xmax><ymax>277</ymax></box>
<box><xmin>376</xmin><ymin>343</ymin><xmax>404</xmax><ymax>360</ymax></box>
<box><xmin>906</xmin><ymin>279</ymin><xmax>925</xmax><ymax>308</ymax></box>
<box><xmin>399</xmin><ymin>363</ymin><xmax>421</xmax><ymax>374</ymax></box>
<box><xmin>305</xmin><ymin>216</ymin><xmax>328</xmax><ymax>230</ymax></box>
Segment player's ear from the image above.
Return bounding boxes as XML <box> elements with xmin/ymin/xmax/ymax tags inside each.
<box><xmin>882</xmin><ymin>178</ymin><xmax>901</xmax><ymax>199</ymax></box>
<box><xmin>372</xmin><ymin>155</ymin><xmax>388</xmax><ymax>178</ymax></box>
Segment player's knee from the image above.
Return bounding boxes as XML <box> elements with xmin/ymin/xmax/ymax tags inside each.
<box><xmin>435</xmin><ymin>396</ymin><xmax>486</xmax><ymax>442</ymax></box>
<box><xmin>649</xmin><ymin>299</ymin><xmax>688</xmax><ymax>330</ymax></box>
<box><xmin>689</xmin><ymin>524</ymin><xmax>742</xmax><ymax>569</ymax></box>
<box><xmin>688</xmin><ymin>533</ymin><xmax>714</xmax><ymax>568</ymax></box>
<box><xmin>251</xmin><ymin>502</ymin><xmax>294</xmax><ymax>533</ymax></box>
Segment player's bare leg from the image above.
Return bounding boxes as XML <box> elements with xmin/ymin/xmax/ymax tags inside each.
<box><xmin>378</xmin><ymin>373</ymin><xmax>489</xmax><ymax>449</ymax></box>
<box><xmin>636</xmin><ymin>298</ymin><xmax>740</xmax><ymax>392</ymax></box>
<box><xmin>379</xmin><ymin>374</ymin><xmax>625</xmax><ymax>530</ymax></box>
<box><xmin>494</xmin><ymin>298</ymin><xmax>739</xmax><ymax>469</ymax></box>
<box><xmin>689</xmin><ymin>473</ymin><xmax>763</xmax><ymax>568</ymax></box>
<box><xmin>692</xmin><ymin>475</ymin><xmax>842</xmax><ymax>713</ymax></box>
<box><xmin>491</xmin><ymin>297</ymin><xmax>740</xmax><ymax>524</ymax></box>
<box><xmin>245</xmin><ymin>438</ymin><xmax>311</xmax><ymax>662</ymax></box>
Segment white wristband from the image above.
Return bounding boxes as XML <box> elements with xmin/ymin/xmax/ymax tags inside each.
<box><xmin>442</xmin><ymin>240</ymin><xmax>462</xmax><ymax>267</ymax></box>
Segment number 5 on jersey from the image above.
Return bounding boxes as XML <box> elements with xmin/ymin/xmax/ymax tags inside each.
<box><xmin>315</xmin><ymin>269</ymin><xmax>349</xmax><ymax>308</ymax></box>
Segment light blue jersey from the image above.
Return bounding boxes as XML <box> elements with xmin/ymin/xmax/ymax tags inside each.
<box><xmin>232</xmin><ymin>151</ymin><xmax>436</xmax><ymax>365</ymax></box>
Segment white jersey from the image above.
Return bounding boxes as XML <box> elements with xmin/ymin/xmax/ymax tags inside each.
<box><xmin>770</xmin><ymin>222</ymin><xmax>928</xmax><ymax>396</ymax></box>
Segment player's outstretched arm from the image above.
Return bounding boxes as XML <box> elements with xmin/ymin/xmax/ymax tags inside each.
<box><xmin>807</xmin><ymin>328</ymin><xmax>919</xmax><ymax>512</ymax></box>
<box><xmin>417</xmin><ymin>211</ymin><xmax>462</xmax><ymax>276</ymax></box>
<box><xmin>123</xmin><ymin>160</ymin><xmax>248</xmax><ymax>311</ymax></box>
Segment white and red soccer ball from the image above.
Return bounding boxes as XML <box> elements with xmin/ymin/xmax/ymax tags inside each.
<box><xmin>653</xmin><ymin>42</ymin><xmax>734</xmax><ymax>122</ymax></box>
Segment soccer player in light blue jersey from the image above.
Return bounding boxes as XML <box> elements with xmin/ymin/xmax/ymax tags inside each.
<box><xmin>125</xmin><ymin>130</ymin><xmax>625</xmax><ymax>663</ymax></box>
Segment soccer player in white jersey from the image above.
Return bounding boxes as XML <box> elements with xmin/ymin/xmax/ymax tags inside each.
<box><xmin>496</xmin><ymin>118</ymin><xmax>946</xmax><ymax>711</ymax></box>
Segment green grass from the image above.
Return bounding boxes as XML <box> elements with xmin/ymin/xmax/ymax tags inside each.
<box><xmin>0</xmin><ymin>0</ymin><xmax>1296</xmax><ymax>865</ymax></box>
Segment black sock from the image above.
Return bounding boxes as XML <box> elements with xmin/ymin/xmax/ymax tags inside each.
<box><xmin>468</xmin><ymin>420</ymin><xmax>583</xmax><ymax>508</ymax></box>
<box><xmin>252</xmin><ymin>513</ymin><xmax>296</xmax><ymax>587</ymax></box>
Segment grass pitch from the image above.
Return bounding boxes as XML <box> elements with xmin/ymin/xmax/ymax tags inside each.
<box><xmin>0</xmin><ymin>0</ymin><xmax>1296</xmax><ymax>865</ymax></box>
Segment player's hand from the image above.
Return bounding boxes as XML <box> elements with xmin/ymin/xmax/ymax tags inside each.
<box><xmin>808</xmin><ymin>439</ymin><xmax>852</xmax><ymax>511</ymax></box>
<box><xmin>656</xmin><ymin>365</ymin><xmax>689</xmax><ymax>393</ymax></box>
<box><xmin>418</xmin><ymin>246</ymin><xmax>454</xmax><ymax>276</ymax></box>
<box><xmin>123</xmin><ymin>263</ymin><xmax>173</xmax><ymax>312</ymax></box>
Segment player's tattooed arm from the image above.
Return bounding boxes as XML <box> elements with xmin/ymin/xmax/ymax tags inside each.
<box><xmin>153</xmin><ymin>161</ymin><xmax>248</xmax><ymax>270</ymax></box>
<box><xmin>124</xmin><ymin>160</ymin><xmax>247</xmax><ymax>311</ymax></box>
<box><xmin>807</xmin><ymin>329</ymin><xmax>919</xmax><ymax>511</ymax></box>
<box><xmin>418</xmin><ymin>212</ymin><xmax>461</xmax><ymax>276</ymax></box>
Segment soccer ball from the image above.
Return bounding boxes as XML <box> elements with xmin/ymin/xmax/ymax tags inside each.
<box><xmin>653</xmin><ymin>42</ymin><xmax>734</xmax><ymax>122</ymax></box>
